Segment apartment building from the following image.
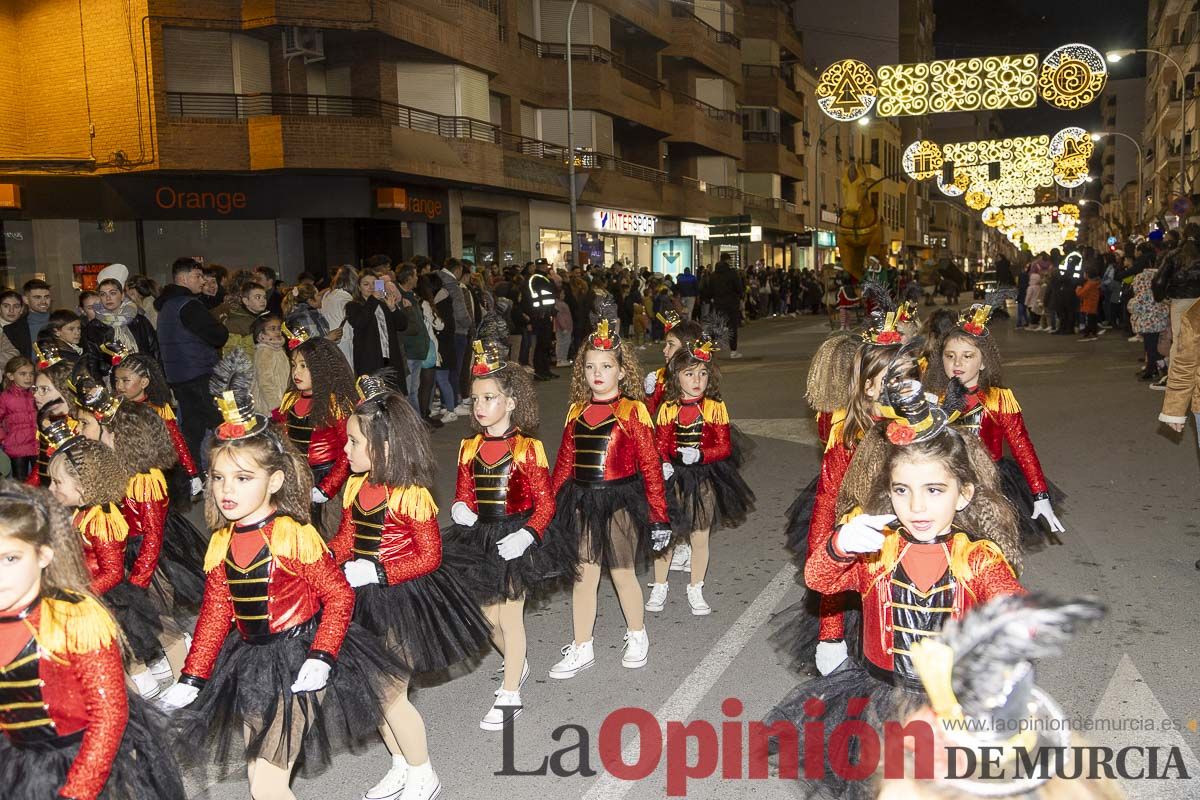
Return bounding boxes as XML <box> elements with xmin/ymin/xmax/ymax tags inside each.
<box><xmin>1097</xmin><ymin>77</ymin><xmax>1147</xmax><ymax>237</ymax></box>
<box><xmin>0</xmin><ymin>0</ymin><xmax>822</xmax><ymax>295</ymax></box>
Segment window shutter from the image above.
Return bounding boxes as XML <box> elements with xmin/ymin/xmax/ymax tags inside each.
<box><xmin>520</xmin><ymin>102</ymin><xmax>538</xmax><ymax>138</ymax></box>
<box><xmin>232</xmin><ymin>34</ymin><xmax>271</xmax><ymax>99</ymax></box>
<box><xmin>164</xmin><ymin>28</ymin><xmax>234</xmax><ymax>95</ymax></box>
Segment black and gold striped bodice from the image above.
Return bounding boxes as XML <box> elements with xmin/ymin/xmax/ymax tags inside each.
<box><xmin>225</xmin><ymin>543</ymin><xmax>273</xmax><ymax>639</ymax></box>
<box><xmin>286</xmin><ymin>406</ymin><xmax>313</xmax><ymax>453</ymax></box>
<box><xmin>0</xmin><ymin>635</ymin><xmax>54</xmax><ymax>745</ymax></box>
<box><xmin>674</xmin><ymin>416</ymin><xmax>703</xmax><ymax>450</ymax></box>
<box><xmin>351</xmin><ymin>492</ymin><xmax>389</xmax><ymax>560</ymax></box>
<box><xmin>473</xmin><ymin>449</ymin><xmax>514</xmax><ymax>521</ymax></box>
<box><xmin>889</xmin><ymin>560</ymin><xmax>954</xmax><ymax>687</ymax></box>
<box><xmin>571</xmin><ymin>414</ymin><xmax>617</xmax><ymax>484</ymax></box>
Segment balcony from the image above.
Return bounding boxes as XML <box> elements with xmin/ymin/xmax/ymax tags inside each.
<box><xmin>741</xmin><ymin>65</ymin><xmax>805</xmax><ymax>120</ymax></box>
<box><xmin>662</xmin><ymin>5</ymin><xmax>741</xmax><ymax>80</ymax></box>
<box><xmin>744</xmin><ymin>193</ymin><xmax>805</xmax><ymax>232</ymax></box>
<box><xmin>742</xmin><ymin>0</ymin><xmax>804</xmax><ymax>60</ymax></box>
<box><xmin>742</xmin><ymin>131</ymin><xmax>805</xmax><ymax>180</ymax></box>
<box><xmin>665</xmin><ymin>91</ymin><xmax>742</xmax><ymax>158</ymax></box>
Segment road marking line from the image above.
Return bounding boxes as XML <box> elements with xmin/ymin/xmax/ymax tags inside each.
<box><xmin>581</xmin><ymin>563</ymin><xmax>798</xmax><ymax>800</ymax></box>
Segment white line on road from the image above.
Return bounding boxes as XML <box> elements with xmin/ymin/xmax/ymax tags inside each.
<box><xmin>580</xmin><ymin>563</ymin><xmax>798</xmax><ymax>800</ymax></box>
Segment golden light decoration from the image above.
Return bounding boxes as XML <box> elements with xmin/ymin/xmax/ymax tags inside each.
<box><xmin>876</xmin><ymin>53</ymin><xmax>1039</xmax><ymax>116</ymax></box>
<box><xmin>902</xmin><ymin>139</ymin><xmax>944</xmax><ymax>181</ymax></box>
<box><xmin>1049</xmin><ymin>126</ymin><xmax>1093</xmax><ymax>188</ymax></box>
<box><xmin>982</xmin><ymin>206</ymin><xmax>1005</xmax><ymax>227</ymax></box>
<box><xmin>935</xmin><ymin>169</ymin><xmax>973</xmax><ymax>196</ymax></box>
<box><xmin>1038</xmin><ymin>44</ymin><xmax>1107</xmax><ymax>110</ymax></box>
<box><xmin>965</xmin><ymin>190</ymin><xmax>991</xmax><ymax>210</ymax></box>
<box><xmin>816</xmin><ymin>59</ymin><xmax>877</xmax><ymax>121</ymax></box>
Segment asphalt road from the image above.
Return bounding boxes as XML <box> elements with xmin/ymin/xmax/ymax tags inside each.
<box><xmin>189</xmin><ymin>309</ymin><xmax>1200</xmax><ymax>800</ymax></box>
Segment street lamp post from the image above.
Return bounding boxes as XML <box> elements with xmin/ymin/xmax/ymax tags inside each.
<box><xmin>566</xmin><ymin>0</ymin><xmax>580</xmax><ymax>268</ymax></box>
<box><xmin>1108</xmin><ymin>48</ymin><xmax>1187</xmax><ymax>201</ymax></box>
<box><xmin>1091</xmin><ymin>130</ymin><xmax>1144</xmax><ymax>233</ymax></box>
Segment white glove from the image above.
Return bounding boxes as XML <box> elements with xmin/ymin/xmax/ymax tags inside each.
<box><xmin>815</xmin><ymin>640</ymin><xmax>849</xmax><ymax>676</ymax></box>
<box><xmin>1031</xmin><ymin>499</ymin><xmax>1065</xmax><ymax>533</ymax></box>
<box><xmin>343</xmin><ymin>558</ymin><xmax>380</xmax><ymax>588</ymax></box>
<box><xmin>835</xmin><ymin>513</ymin><xmax>896</xmax><ymax>554</ymax></box>
<box><xmin>497</xmin><ymin>528</ymin><xmax>536</xmax><ymax>560</ymax></box>
<box><xmin>643</xmin><ymin>371</ymin><xmax>658</xmax><ymax>394</ymax></box>
<box><xmin>290</xmin><ymin>658</ymin><xmax>331</xmax><ymax>693</ymax></box>
<box><xmin>311</xmin><ymin>487</ymin><xmax>329</xmax><ymax>504</ymax></box>
<box><xmin>451</xmin><ymin>501</ymin><xmax>478</xmax><ymax>526</ymax></box>
<box><xmin>159</xmin><ymin>682</ymin><xmax>199</xmax><ymax>709</ymax></box>
<box><xmin>189</xmin><ymin>476</ymin><xmax>204</xmax><ymax>497</ymax></box>
<box><xmin>650</xmin><ymin>523</ymin><xmax>673</xmax><ymax>552</ymax></box>
<box><xmin>662</xmin><ymin>462</ymin><xmax>675</xmax><ymax>481</ymax></box>
<box><xmin>678</xmin><ymin>446</ymin><xmax>701</xmax><ymax>465</ymax></box>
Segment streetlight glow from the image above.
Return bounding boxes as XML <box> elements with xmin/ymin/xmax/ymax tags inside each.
<box><xmin>1106</xmin><ymin>49</ymin><xmax>1134</xmax><ymax>63</ymax></box>
<box><xmin>1091</xmin><ymin>133</ymin><xmax>1101</xmax><ymax>142</ymax></box>
<box><xmin>857</xmin><ymin>117</ymin><xmax>871</xmax><ymax>127</ymax></box>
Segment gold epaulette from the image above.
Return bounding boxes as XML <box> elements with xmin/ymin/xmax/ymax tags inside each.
<box><xmin>78</xmin><ymin>503</ymin><xmax>129</xmax><ymax>543</ymax></box>
<box><xmin>615</xmin><ymin>398</ymin><xmax>652</xmax><ymax>426</ymax></box>
<box><xmin>152</xmin><ymin>403</ymin><xmax>176</xmax><ymax>422</ymax></box>
<box><xmin>656</xmin><ymin>402</ymin><xmax>680</xmax><ymax>426</ymax></box>
<box><xmin>702</xmin><ymin>398</ymin><xmax>729</xmax><ymax>425</ymax></box>
<box><xmin>458</xmin><ymin>435</ymin><xmax>485</xmax><ymax>466</ymax></box>
<box><xmin>342</xmin><ymin>473</ymin><xmax>368</xmax><ymax>509</ymax></box>
<box><xmin>825</xmin><ymin>408</ymin><xmax>848</xmax><ymax>452</ymax></box>
<box><xmin>127</xmin><ymin>469</ymin><xmax>167</xmax><ymax>502</ymax></box>
<box><xmin>203</xmin><ymin>515</ymin><xmax>329</xmax><ymax>572</ymax></box>
<box><xmin>38</xmin><ymin>592</ymin><xmax>118</xmax><ymax>655</ymax></box>
<box><xmin>388</xmin><ymin>485</ymin><xmax>437</xmax><ymax>522</ymax></box>
<box><xmin>278</xmin><ymin>391</ymin><xmax>300</xmax><ymax>414</ymax></box>
<box><xmin>982</xmin><ymin>387</ymin><xmax>1021</xmax><ymax>415</ymax></box>
<box><xmin>950</xmin><ymin>534</ymin><xmax>1012</xmax><ymax>582</ymax></box>
<box><xmin>513</xmin><ymin>435</ymin><xmax>547</xmax><ymax>468</ymax></box>
<box><xmin>564</xmin><ymin>402</ymin><xmax>587</xmax><ymax>426</ymax></box>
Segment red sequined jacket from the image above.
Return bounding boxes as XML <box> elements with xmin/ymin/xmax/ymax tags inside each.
<box><xmin>809</xmin><ymin>409</ymin><xmax>857</xmax><ymax>642</ymax></box>
<box><xmin>806</xmin><ymin>526</ymin><xmax>1025</xmax><ymax>678</ymax></box>
<box><xmin>654</xmin><ymin>398</ymin><xmax>732</xmax><ymax>463</ymax></box>
<box><xmin>180</xmin><ymin>516</ymin><xmax>353</xmax><ymax>683</ymax></box>
<box><xmin>550</xmin><ymin>397</ymin><xmax>669</xmax><ymax>524</ymax></box>
<box><xmin>453</xmin><ymin>431</ymin><xmax>555</xmax><ymax>538</ymax></box>
<box><xmin>146</xmin><ymin>401</ymin><xmax>197</xmax><ymax>478</ymax></box>
<box><xmin>815</xmin><ymin>410</ymin><xmax>833</xmax><ymax>445</ymax></box>
<box><xmin>948</xmin><ymin>387</ymin><xmax>1049</xmax><ymax>497</ymax></box>
<box><xmin>76</xmin><ymin>504</ymin><xmax>129</xmax><ymax>596</ymax></box>
<box><xmin>0</xmin><ymin>594</ymin><xmax>128</xmax><ymax>800</ymax></box>
<box><xmin>275</xmin><ymin>391</ymin><xmax>351</xmax><ymax>498</ymax></box>
<box><xmin>329</xmin><ymin>480</ymin><xmax>443</xmax><ymax>585</ymax></box>
<box><xmin>122</xmin><ymin>470</ymin><xmax>168</xmax><ymax>589</ymax></box>
<box><xmin>645</xmin><ymin>368</ymin><xmax>667</xmax><ymax>418</ymax></box>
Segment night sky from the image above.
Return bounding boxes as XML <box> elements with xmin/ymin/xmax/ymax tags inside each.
<box><xmin>932</xmin><ymin>0</ymin><xmax>1148</xmax><ymax>135</ymax></box>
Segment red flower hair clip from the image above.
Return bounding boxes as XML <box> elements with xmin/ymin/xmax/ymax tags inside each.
<box><xmin>876</xmin><ymin>330</ymin><xmax>903</xmax><ymax>345</ymax></box>
<box><xmin>962</xmin><ymin>322</ymin><xmax>985</xmax><ymax>336</ymax></box>
<box><xmin>217</xmin><ymin>422</ymin><xmax>248</xmax><ymax>439</ymax></box>
<box><xmin>886</xmin><ymin>421</ymin><xmax>916</xmax><ymax>445</ymax></box>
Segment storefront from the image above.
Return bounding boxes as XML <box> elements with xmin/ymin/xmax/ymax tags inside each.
<box><xmin>529</xmin><ymin>200</ymin><xmax>660</xmax><ymax>268</ymax></box>
<box><xmin>796</xmin><ymin>229</ymin><xmax>838</xmax><ymax>271</ymax></box>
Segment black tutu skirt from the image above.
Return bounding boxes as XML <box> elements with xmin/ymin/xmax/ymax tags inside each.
<box><xmin>310</xmin><ymin>462</ymin><xmax>344</xmax><ymax>541</ymax></box>
<box><xmin>766</xmin><ymin>657</ymin><xmax>923</xmax><ymax>800</ymax></box>
<box><xmin>768</xmin><ymin>592</ymin><xmax>862</xmax><ymax>674</ymax></box>
<box><xmin>172</xmin><ymin>618</ymin><xmax>408</xmax><ymax>778</ymax></box>
<box><xmin>442</xmin><ymin>512</ymin><xmax>576</xmax><ymax>605</ymax></box>
<box><xmin>157</xmin><ymin>511</ymin><xmax>207</xmax><ymax>613</ymax></box>
<box><xmin>104</xmin><ymin>582</ymin><xmax>168</xmax><ymax>665</ymax></box>
<box><xmin>543</xmin><ymin>476</ymin><xmax>652</xmax><ymax>571</ymax></box>
<box><xmin>665</xmin><ymin>456</ymin><xmax>756</xmax><ymax>540</ymax></box>
<box><xmin>353</xmin><ymin>567</ymin><xmax>492</xmax><ymax>673</ymax></box>
<box><xmin>783</xmin><ymin>475</ymin><xmax>819</xmax><ymax>557</ymax></box>
<box><xmin>0</xmin><ymin>694</ymin><xmax>186</xmax><ymax>800</ymax></box>
<box><xmin>996</xmin><ymin>457</ymin><xmax>1067</xmax><ymax>550</ymax></box>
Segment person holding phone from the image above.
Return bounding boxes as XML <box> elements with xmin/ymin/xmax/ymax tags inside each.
<box><xmin>345</xmin><ymin>258</ymin><xmax>408</xmax><ymax>382</ymax></box>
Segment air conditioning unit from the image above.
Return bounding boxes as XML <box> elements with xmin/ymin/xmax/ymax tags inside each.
<box><xmin>282</xmin><ymin>27</ymin><xmax>325</xmax><ymax>64</ymax></box>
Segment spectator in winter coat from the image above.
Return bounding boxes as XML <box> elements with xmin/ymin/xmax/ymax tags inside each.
<box><xmin>345</xmin><ymin>269</ymin><xmax>407</xmax><ymax>381</ymax></box>
<box><xmin>1075</xmin><ymin>268</ymin><xmax>1103</xmax><ymax>341</ymax></box>
<box><xmin>702</xmin><ymin>255</ymin><xmax>746</xmax><ymax>357</ymax></box>
<box><xmin>83</xmin><ymin>277</ymin><xmax>161</xmax><ymax>383</ymax></box>
<box><xmin>1160</xmin><ymin>296</ymin><xmax>1200</xmax><ymax>443</ymax></box>
<box><xmin>321</xmin><ymin>265</ymin><xmax>358</xmax><ymax>366</ymax></box>
<box><xmin>2</xmin><ymin>278</ymin><xmax>53</xmax><ymax>360</ymax></box>
<box><xmin>251</xmin><ymin>315</ymin><xmax>289</xmax><ymax>415</ymax></box>
<box><xmin>0</xmin><ymin>356</ymin><xmax>37</xmax><ymax>480</ymax></box>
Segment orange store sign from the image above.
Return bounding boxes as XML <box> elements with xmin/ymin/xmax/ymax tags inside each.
<box><xmin>155</xmin><ymin>186</ymin><xmax>246</xmax><ymax>215</ymax></box>
<box><xmin>377</xmin><ymin>187</ymin><xmax>445</xmax><ymax>220</ymax></box>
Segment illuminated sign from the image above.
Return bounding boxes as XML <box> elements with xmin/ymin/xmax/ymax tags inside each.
<box><xmin>680</xmin><ymin>221</ymin><xmax>710</xmax><ymax>240</ymax></box>
<box><xmin>816</xmin><ymin>44</ymin><xmax>1106</xmax><ymax>120</ymax></box>
<box><xmin>594</xmin><ymin>209</ymin><xmax>657</xmax><ymax>235</ymax></box>
<box><xmin>1049</xmin><ymin>126</ymin><xmax>1093</xmax><ymax>188</ymax></box>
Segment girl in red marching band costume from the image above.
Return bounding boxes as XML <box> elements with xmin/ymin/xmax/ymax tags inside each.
<box><xmin>0</xmin><ymin>480</ymin><xmax>186</xmax><ymax>800</ymax></box>
<box><xmin>102</xmin><ymin>342</ymin><xmax>203</xmax><ymax>498</ymax></box>
<box><xmin>31</xmin><ymin>341</ymin><xmax>77</xmax><ymax>488</ymax></box>
<box><xmin>160</xmin><ymin>383</ymin><xmax>406</xmax><ymax>800</ymax></box>
<box><xmin>544</xmin><ymin>318</ymin><xmax>672</xmax><ymax>679</ymax></box>
<box><xmin>278</xmin><ymin>321</ymin><xmax>355</xmax><ymax>535</ymax></box>
<box><xmin>68</xmin><ymin>375</ymin><xmax>207</xmax><ymax>617</ymax></box>
<box><xmin>641</xmin><ymin>311</ymin><xmax>703</xmax><ymax>418</ymax></box>
<box><xmin>929</xmin><ymin>304</ymin><xmax>1066</xmax><ymax>546</ymax></box>
<box><xmin>444</xmin><ymin>341</ymin><xmax>569</xmax><ymax>731</ymax></box>
<box><xmin>768</xmin><ymin>375</ymin><xmax>1026</xmax><ymax>800</ymax></box>
<box><xmin>329</xmin><ymin>376</ymin><xmax>490</xmax><ymax>800</ymax></box>
<box><xmin>647</xmin><ymin>332</ymin><xmax>755</xmax><ymax>616</ymax></box>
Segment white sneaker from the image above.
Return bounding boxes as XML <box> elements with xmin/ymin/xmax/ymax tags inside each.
<box><xmin>454</xmin><ymin>402</ymin><xmax>471</xmax><ymax>415</ymax></box>
<box><xmin>669</xmin><ymin>543</ymin><xmax>692</xmax><ymax>572</ymax></box>
<box><xmin>621</xmin><ymin>629</ymin><xmax>649</xmax><ymax>668</ymax></box>
<box><xmin>147</xmin><ymin>655</ymin><xmax>174</xmax><ymax>685</ymax></box>
<box><xmin>494</xmin><ymin>659</ymin><xmax>530</xmax><ymax>694</ymax></box>
<box><xmin>440</xmin><ymin>411</ymin><xmax>458</xmax><ymax>422</ymax></box>
<box><xmin>686</xmin><ymin>583</ymin><xmax>712</xmax><ymax>616</ymax></box>
<box><xmin>480</xmin><ymin>689</ymin><xmax>523</xmax><ymax>731</ymax></box>
<box><xmin>729</xmin><ymin>350</ymin><xmax>744</xmax><ymax>359</ymax></box>
<box><xmin>644</xmin><ymin>582</ymin><xmax>669</xmax><ymax>612</ymax></box>
<box><xmin>131</xmin><ymin>669</ymin><xmax>162</xmax><ymax>699</ymax></box>
<box><xmin>399</xmin><ymin>762</ymin><xmax>440</xmax><ymax>800</ymax></box>
<box><xmin>364</xmin><ymin>755</ymin><xmax>409</xmax><ymax>800</ymax></box>
<box><xmin>549</xmin><ymin>640</ymin><xmax>595</xmax><ymax>679</ymax></box>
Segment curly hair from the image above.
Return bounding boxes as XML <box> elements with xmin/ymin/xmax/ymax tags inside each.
<box><xmin>205</xmin><ymin>430</ymin><xmax>313</xmax><ymax>530</ymax></box>
<box><xmin>923</xmin><ymin>330</ymin><xmax>1006</xmax><ymax>395</ymax></box>
<box><xmin>664</xmin><ymin>349</ymin><xmax>722</xmax><ymax>403</ymax></box>
<box><xmin>114</xmin><ymin>354</ymin><xmax>171</xmax><ymax>406</ymax></box>
<box><xmin>352</xmin><ymin>392</ymin><xmax>435</xmax><ymax>488</ymax></box>
<box><xmin>292</xmin><ymin>338</ymin><xmax>356</xmax><ymax>427</ymax></box>
<box><xmin>469</xmin><ymin>365</ymin><xmax>540</xmax><ymax>434</ymax></box>
<box><xmin>805</xmin><ymin>331</ymin><xmax>859</xmax><ymax>412</ymax></box>
<box><xmin>35</xmin><ymin>360</ymin><xmax>74</xmax><ymax>422</ymax></box>
<box><xmin>51</xmin><ymin>439</ymin><xmax>130</xmax><ymax>507</ymax></box>
<box><xmin>107</xmin><ymin>401</ymin><xmax>177</xmax><ymax>474</ymax></box>
<box><xmin>568</xmin><ymin>341</ymin><xmax>644</xmax><ymax>405</ymax></box>
<box><xmin>0</xmin><ymin>480</ymin><xmax>97</xmax><ymax>602</ymax></box>
<box><xmin>860</xmin><ymin>425</ymin><xmax>1022</xmax><ymax>574</ymax></box>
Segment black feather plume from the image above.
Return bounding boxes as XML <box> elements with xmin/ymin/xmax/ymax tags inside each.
<box><xmin>941</xmin><ymin>376</ymin><xmax>971</xmax><ymax>418</ymax></box>
<box><xmin>209</xmin><ymin>349</ymin><xmax>254</xmax><ymax>399</ymax></box>
<box><xmin>860</xmin><ymin>277</ymin><xmax>896</xmax><ymax>312</ymax></box>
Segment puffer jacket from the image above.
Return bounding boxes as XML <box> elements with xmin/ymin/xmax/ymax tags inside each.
<box><xmin>1160</xmin><ymin>297</ymin><xmax>1200</xmax><ymax>422</ymax></box>
<box><xmin>0</xmin><ymin>383</ymin><xmax>37</xmax><ymax>457</ymax></box>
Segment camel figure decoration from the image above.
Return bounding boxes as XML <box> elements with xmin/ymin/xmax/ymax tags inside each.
<box><xmin>836</xmin><ymin>160</ymin><xmax>886</xmax><ymax>280</ymax></box>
